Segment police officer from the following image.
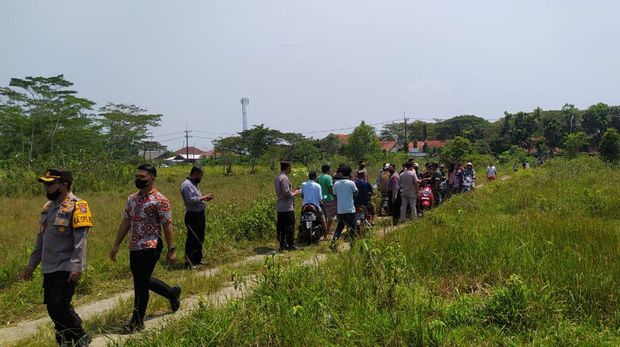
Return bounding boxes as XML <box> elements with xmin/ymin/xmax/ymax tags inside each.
<box><xmin>20</xmin><ymin>169</ymin><xmax>93</xmax><ymax>346</ymax></box>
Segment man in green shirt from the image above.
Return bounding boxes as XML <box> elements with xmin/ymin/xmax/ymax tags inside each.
<box><xmin>318</xmin><ymin>164</ymin><xmax>335</xmax><ymax>236</ymax></box>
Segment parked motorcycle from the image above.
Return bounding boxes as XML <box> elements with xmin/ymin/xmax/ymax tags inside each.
<box><xmin>462</xmin><ymin>175</ymin><xmax>475</xmax><ymax>193</ymax></box>
<box><xmin>298</xmin><ymin>204</ymin><xmax>324</xmax><ymax>245</ymax></box>
<box><xmin>418</xmin><ymin>181</ymin><xmax>435</xmax><ymax>213</ymax></box>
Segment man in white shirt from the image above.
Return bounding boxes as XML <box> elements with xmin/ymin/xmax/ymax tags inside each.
<box><xmin>486</xmin><ymin>163</ymin><xmax>497</xmax><ymax>182</ymax></box>
<box><xmin>331</xmin><ymin>165</ymin><xmax>358</xmax><ymax>247</ymax></box>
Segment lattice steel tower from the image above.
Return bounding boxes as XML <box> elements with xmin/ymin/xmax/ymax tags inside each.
<box><xmin>240</xmin><ymin>97</ymin><xmax>249</xmax><ymax>131</ymax></box>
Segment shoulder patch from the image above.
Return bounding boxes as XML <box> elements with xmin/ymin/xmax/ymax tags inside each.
<box><xmin>72</xmin><ymin>200</ymin><xmax>94</xmax><ymax>228</ymax></box>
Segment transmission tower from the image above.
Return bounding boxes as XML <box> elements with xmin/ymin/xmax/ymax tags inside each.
<box><xmin>240</xmin><ymin>97</ymin><xmax>249</xmax><ymax>131</ymax></box>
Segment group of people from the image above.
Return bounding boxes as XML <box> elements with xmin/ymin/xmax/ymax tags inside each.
<box><xmin>20</xmin><ymin>160</ymin><xmax>497</xmax><ymax>346</ymax></box>
<box><xmin>20</xmin><ymin>165</ymin><xmax>215</xmax><ymax>346</ymax></box>
<box><xmin>275</xmin><ymin>160</ymin><xmax>377</xmax><ymax>251</ymax></box>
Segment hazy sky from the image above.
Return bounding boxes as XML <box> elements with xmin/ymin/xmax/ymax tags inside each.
<box><xmin>2</xmin><ymin>1</ymin><xmax>619</xmax><ymax>150</ymax></box>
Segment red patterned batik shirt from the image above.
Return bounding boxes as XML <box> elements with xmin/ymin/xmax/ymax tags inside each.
<box><xmin>124</xmin><ymin>188</ymin><xmax>172</xmax><ymax>251</ymax></box>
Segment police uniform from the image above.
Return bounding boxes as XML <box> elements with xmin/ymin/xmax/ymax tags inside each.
<box><xmin>27</xmin><ymin>187</ymin><xmax>93</xmax><ymax>345</ymax></box>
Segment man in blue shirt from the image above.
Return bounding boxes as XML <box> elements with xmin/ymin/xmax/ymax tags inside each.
<box><xmin>331</xmin><ymin>165</ymin><xmax>358</xmax><ymax>248</ymax></box>
<box><xmin>180</xmin><ymin>166</ymin><xmax>215</xmax><ymax>268</ymax></box>
<box><xmin>300</xmin><ymin>171</ymin><xmax>327</xmax><ymax>233</ymax></box>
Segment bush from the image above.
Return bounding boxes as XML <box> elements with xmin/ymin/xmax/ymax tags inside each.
<box><xmin>599</xmin><ymin>128</ymin><xmax>620</xmax><ymax>164</ymax></box>
<box><xmin>227</xmin><ymin>195</ymin><xmax>275</xmax><ymax>240</ymax></box>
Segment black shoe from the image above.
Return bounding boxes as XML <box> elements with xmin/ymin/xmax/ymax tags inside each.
<box><xmin>287</xmin><ymin>245</ymin><xmax>299</xmax><ymax>251</ymax></box>
<box><xmin>75</xmin><ymin>333</ymin><xmax>92</xmax><ymax>347</ymax></box>
<box><xmin>170</xmin><ymin>285</ymin><xmax>181</xmax><ymax>312</ymax></box>
<box><xmin>119</xmin><ymin>321</ymin><xmax>145</xmax><ymax>334</ymax></box>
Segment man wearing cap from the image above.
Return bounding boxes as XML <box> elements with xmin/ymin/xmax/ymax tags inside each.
<box><xmin>110</xmin><ymin>164</ymin><xmax>181</xmax><ymax>333</ymax></box>
<box><xmin>20</xmin><ymin>169</ymin><xmax>93</xmax><ymax>346</ymax></box>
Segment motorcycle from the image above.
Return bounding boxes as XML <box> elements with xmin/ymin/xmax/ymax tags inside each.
<box><xmin>354</xmin><ymin>205</ymin><xmax>372</xmax><ymax>238</ymax></box>
<box><xmin>462</xmin><ymin>175</ymin><xmax>475</xmax><ymax>193</ymax></box>
<box><xmin>418</xmin><ymin>182</ymin><xmax>435</xmax><ymax>212</ymax></box>
<box><xmin>298</xmin><ymin>204</ymin><xmax>324</xmax><ymax>245</ymax></box>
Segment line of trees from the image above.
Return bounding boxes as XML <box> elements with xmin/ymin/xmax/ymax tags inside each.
<box><xmin>0</xmin><ymin>75</ymin><xmax>164</xmax><ymax>166</ymax></box>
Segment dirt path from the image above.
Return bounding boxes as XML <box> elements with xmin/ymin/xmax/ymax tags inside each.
<box><xmin>0</xmin><ymin>254</ymin><xmax>268</xmax><ymax>346</ymax></box>
<box><xmin>89</xmin><ymin>254</ymin><xmax>328</xmax><ymax>347</ymax></box>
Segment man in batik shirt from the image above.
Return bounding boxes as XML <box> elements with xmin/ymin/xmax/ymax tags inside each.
<box><xmin>109</xmin><ymin>164</ymin><xmax>182</xmax><ymax>333</ymax></box>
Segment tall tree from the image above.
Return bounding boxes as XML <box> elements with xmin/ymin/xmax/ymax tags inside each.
<box><xmin>319</xmin><ymin>133</ymin><xmax>343</xmax><ymax>157</ymax></box>
<box><xmin>582</xmin><ymin>102</ymin><xmax>610</xmax><ymax>136</ymax></box>
<box><xmin>347</xmin><ymin>121</ymin><xmax>380</xmax><ymax>161</ymax></box>
<box><xmin>0</xmin><ymin>75</ymin><xmax>97</xmax><ymax>162</ymax></box>
<box><xmin>99</xmin><ymin>103</ymin><xmax>162</xmax><ymax>160</ymax></box>
<box><xmin>239</xmin><ymin>124</ymin><xmax>281</xmax><ymax>173</ymax></box>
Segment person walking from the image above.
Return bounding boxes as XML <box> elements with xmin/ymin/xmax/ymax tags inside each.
<box><xmin>318</xmin><ymin>164</ymin><xmax>336</xmax><ymax>236</ymax></box>
<box><xmin>275</xmin><ymin>161</ymin><xmax>301</xmax><ymax>252</ymax></box>
<box><xmin>180</xmin><ymin>166</ymin><xmax>215</xmax><ymax>268</ymax></box>
<box><xmin>399</xmin><ymin>162</ymin><xmax>419</xmax><ymax>222</ymax></box>
<box><xmin>331</xmin><ymin>165</ymin><xmax>358</xmax><ymax>248</ymax></box>
<box><xmin>486</xmin><ymin>163</ymin><xmax>497</xmax><ymax>182</ymax></box>
<box><xmin>20</xmin><ymin>169</ymin><xmax>93</xmax><ymax>346</ymax></box>
<box><xmin>110</xmin><ymin>164</ymin><xmax>181</xmax><ymax>333</ymax></box>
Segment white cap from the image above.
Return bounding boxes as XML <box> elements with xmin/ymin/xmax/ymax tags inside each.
<box><xmin>466</xmin><ymin>162</ymin><xmax>473</xmax><ymax>166</ymax></box>
<box><xmin>384</xmin><ymin>164</ymin><xmax>390</xmax><ymax>169</ymax></box>
<box><xmin>413</xmin><ymin>162</ymin><xmax>419</xmax><ymax>167</ymax></box>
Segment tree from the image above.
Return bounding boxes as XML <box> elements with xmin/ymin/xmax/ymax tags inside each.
<box><xmin>0</xmin><ymin>75</ymin><xmax>97</xmax><ymax>162</ymax></box>
<box><xmin>582</xmin><ymin>102</ymin><xmax>609</xmax><ymax>136</ymax></box>
<box><xmin>99</xmin><ymin>103</ymin><xmax>162</xmax><ymax>160</ymax></box>
<box><xmin>564</xmin><ymin>132</ymin><xmax>589</xmax><ymax>159</ymax></box>
<box><xmin>441</xmin><ymin>136</ymin><xmax>472</xmax><ymax>162</ymax></box>
<box><xmin>433</xmin><ymin>115</ymin><xmax>490</xmax><ymax>141</ymax></box>
<box><xmin>239</xmin><ymin>124</ymin><xmax>281</xmax><ymax>173</ymax></box>
<box><xmin>213</xmin><ymin>135</ymin><xmax>243</xmax><ymax>175</ymax></box>
<box><xmin>599</xmin><ymin>128</ymin><xmax>620</xmax><ymax>164</ymax></box>
<box><xmin>347</xmin><ymin>121</ymin><xmax>380</xmax><ymax>161</ymax></box>
<box><xmin>319</xmin><ymin>133</ymin><xmax>343</xmax><ymax>157</ymax></box>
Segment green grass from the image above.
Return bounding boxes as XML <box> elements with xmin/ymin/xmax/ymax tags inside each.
<box><xmin>126</xmin><ymin>157</ymin><xmax>620</xmax><ymax>346</ymax></box>
<box><xmin>0</xmin><ymin>164</ymin><xmax>285</xmax><ymax>324</ymax></box>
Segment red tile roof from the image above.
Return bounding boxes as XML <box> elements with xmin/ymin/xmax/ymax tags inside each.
<box><xmin>175</xmin><ymin>146</ymin><xmax>209</xmax><ymax>156</ymax></box>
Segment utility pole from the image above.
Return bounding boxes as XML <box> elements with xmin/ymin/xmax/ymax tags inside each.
<box><xmin>241</xmin><ymin>97</ymin><xmax>249</xmax><ymax>131</ymax></box>
<box><xmin>185</xmin><ymin>129</ymin><xmax>191</xmax><ymax>163</ymax></box>
<box><xmin>403</xmin><ymin>112</ymin><xmax>408</xmax><ymax>154</ymax></box>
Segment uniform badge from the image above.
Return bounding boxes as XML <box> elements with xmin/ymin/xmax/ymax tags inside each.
<box><xmin>72</xmin><ymin>200</ymin><xmax>94</xmax><ymax>228</ymax></box>
<box><xmin>58</xmin><ymin>226</ymin><xmax>67</xmax><ymax>232</ymax></box>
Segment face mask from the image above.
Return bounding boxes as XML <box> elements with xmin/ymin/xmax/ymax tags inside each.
<box><xmin>135</xmin><ymin>178</ymin><xmax>149</xmax><ymax>189</ymax></box>
<box><xmin>46</xmin><ymin>189</ymin><xmax>62</xmax><ymax>201</ymax></box>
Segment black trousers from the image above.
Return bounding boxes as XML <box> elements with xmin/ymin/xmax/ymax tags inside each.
<box><xmin>129</xmin><ymin>240</ymin><xmax>175</xmax><ymax>325</ymax></box>
<box><xmin>333</xmin><ymin>213</ymin><xmax>357</xmax><ymax>241</ymax></box>
<box><xmin>184</xmin><ymin>211</ymin><xmax>206</xmax><ymax>266</ymax></box>
<box><xmin>388</xmin><ymin>193</ymin><xmax>401</xmax><ymax>225</ymax></box>
<box><xmin>43</xmin><ymin>271</ymin><xmax>86</xmax><ymax>345</ymax></box>
<box><xmin>276</xmin><ymin>211</ymin><xmax>295</xmax><ymax>250</ymax></box>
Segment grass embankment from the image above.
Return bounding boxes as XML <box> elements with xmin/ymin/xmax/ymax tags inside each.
<box><xmin>129</xmin><ymin>157</ymin><xmax>620</xmax><ymax>346</ymax></box>
<box><xmin>0</xmin><ymin>165</ymin><xmax>284</xmax><ymax>324</ymax></box>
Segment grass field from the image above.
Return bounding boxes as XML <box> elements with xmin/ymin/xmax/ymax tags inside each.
<box><xmin>0</xmin><ymin>164</ymin><xmax>293</xmax><ymax>324</ymax></box>
<box><xmin>121</xmin><ymin>156</ymin><xmax>620</xmax><ymax>346</ymax></box>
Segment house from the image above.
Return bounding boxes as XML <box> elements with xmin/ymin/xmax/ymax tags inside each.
<box><xmin>137</xmin><ymin>150</ymin><xmax>168</xmax><ymax>160</ymax></box>
<box><xmin>165</xmin><ymin>146</ymin><xmax>210</xmax><ymax>164</ymax></box>
<box><xmin>380</xmin><ymin>140</ymin><xmax>399</xmax><ymax>152</ymax></box>
<box><xmin>383</xmin><ymin>140</ymin><xmax>447</xmax><ymax>156</ymax></box>
<box><xmin>334</xmin><ymin>134</ymin><xmax>349</xmax><ymax>145</ymax></box>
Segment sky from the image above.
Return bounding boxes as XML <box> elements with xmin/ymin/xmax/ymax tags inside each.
<box><xmin>2</xmin><ymin>0</ymin><xmax>620</xmax><ymax>150</ymax></box>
